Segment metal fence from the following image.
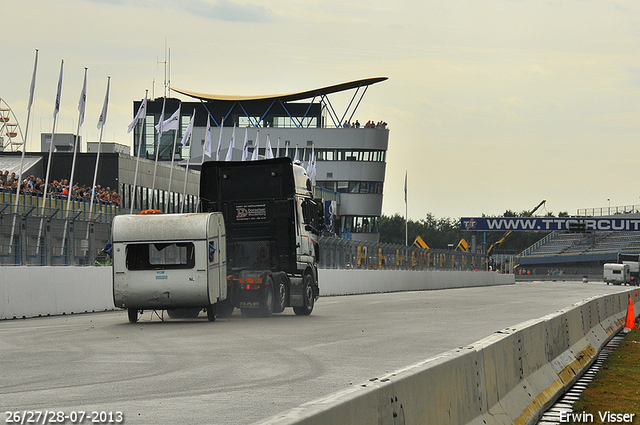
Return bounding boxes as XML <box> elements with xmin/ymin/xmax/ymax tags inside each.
<box><xmin>0</xmin><ymin>206</ymin><xmax>114</xmax><ymax>266</ymax></box>
<box><xmin>319</xmin><ymin>236</ymin><xmax>487</xmax><ymax>271</ymax></box>
<box><xmin>0</xmin><ymin>201</ymin><xmax>487</xmax><ymax>270</ymax></box>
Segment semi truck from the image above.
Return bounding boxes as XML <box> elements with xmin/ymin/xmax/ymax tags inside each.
<box><xmin>199</xmin><ymin>157</ymin><xmax>323</xmax><ymax>318</ymax></box>
<box><xmin>617</xmin><ymin>253</ymin><xmax>640</xmax><ymax>286</ymax></box>
<box><xmin>112</xmin><ymin>157</ymin><xmax>323</xmax><ymax>322</ymax></box>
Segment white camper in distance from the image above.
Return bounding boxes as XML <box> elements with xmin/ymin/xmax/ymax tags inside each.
<box><xmin>603</xmin><ymin>263</ymin><xmax>630</xmax><ymax>286</ymax></box>
<box><xmin>112</xmin><ymin>212</ymin><xmax>227</xmax><ymax>323</ymax></box>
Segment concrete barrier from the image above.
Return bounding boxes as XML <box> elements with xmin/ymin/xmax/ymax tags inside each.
<box><xmin>255</xmin><ymin>290</ymin><xmax>639</xmax><ymax>425</ymax></box>
<box><xmin>0</xmin><ymin>266</ymin><xmax>114</xmax><ymax>319</ymax></box>
<box><xmin>318</xmin><ymin>269</ymin><xmax>514</xmax><ymax>296</ymax></box>
<box><xmin>1</xmin><ymin>267</ymin><xmax>513</xmax><ymax>320</ymax></box>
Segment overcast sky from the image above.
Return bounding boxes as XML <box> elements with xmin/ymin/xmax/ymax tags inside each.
<box><xmin>3</xmin><ymin>0</ymin><xmax>639</xmax><ymax>220</ymax></box>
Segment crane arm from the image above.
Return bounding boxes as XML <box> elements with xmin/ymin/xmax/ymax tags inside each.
<box><xmin>486</xmin><ymin>200</ymin><xmax>546</xmax><ymax>255</ymax></box>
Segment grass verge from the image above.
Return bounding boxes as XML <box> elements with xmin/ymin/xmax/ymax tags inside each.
<box><xmin>566</xmin><ymin>328</ymin><xmax>640</xmax><ymax>424</ymax></box>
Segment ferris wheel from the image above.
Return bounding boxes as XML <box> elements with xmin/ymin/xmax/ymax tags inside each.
<box><xmin>0</xmin><ymin>98</ymin><xmax>25</xmax><ymax>152</ymax></box>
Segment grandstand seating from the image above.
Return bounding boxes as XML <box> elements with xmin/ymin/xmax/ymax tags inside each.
<box><xmin>520</xmin><ymin>231</ymin><xmax>640</xmax><ymax>257</ymax></box>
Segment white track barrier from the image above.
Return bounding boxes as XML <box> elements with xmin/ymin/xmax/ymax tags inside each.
<box><xmin>0</xmin><ymin>267</ymin><xmax>513</xmax><ymax>320</ymax></box>
<box><xmin>318</xmin><ymin>269</ymin><xmax>513</xmax><ymax>295</ymax></box>
<box><xmin>0</xmin><ymin>266</ymin><xmax>114</xmax><ymax>319</ymax></box>
<box><xmin>255</xmin><ymin>290</ymin><xmax>639</xmax><ymax>425</ymax></box>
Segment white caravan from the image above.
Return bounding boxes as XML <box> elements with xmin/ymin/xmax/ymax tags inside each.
<box><xmin>603</xmin><ymin>263</ymin><xmax>630</xmax><ymax>286</ymax></box>
<box><xmin>112</xmin><ymin>212</ymin><xmax>227</xmax><ymax>322</ymax></box>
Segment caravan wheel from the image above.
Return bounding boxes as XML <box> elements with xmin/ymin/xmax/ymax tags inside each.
<box><xmin>206</xmin><ymin>304</ymin><xmax>216</xmax><ymax>322</ymax></box>
<box><xmin>127</xmin><ymin>308</ymin><xmax>139</xmax><ymax>323</ymax></box>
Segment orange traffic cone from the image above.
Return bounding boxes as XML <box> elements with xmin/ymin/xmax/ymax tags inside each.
<box><xmin>624</xmin><ymin>295</ymin><xmax>636</xmax><ymax>331</ymax></box>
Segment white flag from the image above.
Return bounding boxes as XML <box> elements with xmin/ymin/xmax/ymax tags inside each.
<box><xmin>155</xmin><ymin>105</ymin><xmax>180</xmax><ymax>134</ymax></box>
<box><xmin>307</xmin><ymin>146</ymin><xmax>316</xmax><ymax>185</ymax></box>
<box><xmin>251</xmin><ymin>130</ymin><xmax>260</xmax><ymax>161</ymax></box>
<box><xmin>53</xmin><ymin>60</ymin><xmax>64</xmax><ymax>118</ymax></box>
<box><xmin>181</xmin><ymin>110</ymin><xmax>195</xmax><ymax>148</ymax></box>
<box><xmin>284</xmin><ymin>141</ymin><xmax>289</xmax><ymax>159</ymax></box>
<box><xmin>266</xmin><ymin>134</ymin><xmax>274</xmax><ymax>159</ymax></box>
<box><xmin>78</xmin><ymin>68</ymin><xmax>87</xmax><ymax>126</ymax></box>
<box><xmin>404</xmin><ymin>171</ymin><xmax>407</xmax><ymax>204</ymax></box>
<box><xmin>242</xmin><ymin>127</ymin><xmax>249</xmax><ymax>161</ymax></box>
<box><xmin>97</xmin><ymin>77</ymin><xmax>110</xmax><ymax>130</ymax></box>
<box><xmin>27</xmin><ymin>49</ymin><xmax>38</xmax><ymax>111</ymax></box>
<box><xmin>127</xmin><ymin>95</ymin><xmax>147</xmax><ymax>134</ymax></box>
<box><xmin>215</xmin><ymin>117</ymin><xmax>224</xmax><ymax>160</ymax></box>
<box><xmin>294</xmin><ymin>145</ymin><xmax>299</xmax><ymax>162</ymax></box>
<box><xmin>225</xmin><ymin>124</ymin><xmax>236</xmax><ymax>161</ymax></box>
<box><xmin>203</xmin><ymin>115</ymin><xmax>212</xmax><ymax>158</ymax></box>
<box><xmin>276</xmin><ymin>137</ymin><xmax>280</xmax><ymax>158</ymax></box>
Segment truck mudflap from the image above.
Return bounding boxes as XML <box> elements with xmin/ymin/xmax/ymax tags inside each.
<box><xmin>228</xmin><ymin>271</ymin><xmax>274</xmax><ymax>314</ymax></box>
<box><xmin>233</xmin><ymin>276</ymin><xmax>265</xmax><ymax>309</ymax></box>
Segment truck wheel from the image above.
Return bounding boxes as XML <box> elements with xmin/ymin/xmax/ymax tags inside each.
<box><xmin>293</xmin><ymin>273</ymin><xmax>315</xmax><ymax>316</ymax></box>
<box><xmin>206</xmin><ymin>304</ymin><xmax>216</xmax><ymax>322</ymax></box>
<box><xmin>258</xmin><ymin>275</ymin><xmax>275</xmax><ymax>317</ymax></box>
<box><xmin>127</xmin><ymin>308</ymin><xmax>138</xmax><ymax>323</ymax></box>
<box><xmin>273</xmin><ymin>274</ymin><xmax>288</xmax><ymax>314</ymax></box>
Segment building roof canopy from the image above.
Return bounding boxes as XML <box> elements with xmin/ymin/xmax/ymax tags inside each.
<box><xmin>171</xmin><ymin>77</ymin><xmax>388</xmax><ymax>103</ymax></box>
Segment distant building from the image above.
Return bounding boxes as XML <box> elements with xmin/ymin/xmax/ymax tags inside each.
<box><xmin>133</xmin><ymin>77</ymin><xmax>389</xmax><ymax>241</ymax></box>
<box><xmin>41</xmin><ymin>133</ymin><xmax>77</xmax><ymax>152</ymax></box>
<box><xmin>87</xmin><ymin>142</ymin><xmax>130</xmax><ymax>156</ymax></box>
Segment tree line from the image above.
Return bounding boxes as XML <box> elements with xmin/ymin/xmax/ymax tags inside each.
<box><xmin>379</xmin><ymin>210</ymin><xmax>569</xmax><ymax>254</ymax></box>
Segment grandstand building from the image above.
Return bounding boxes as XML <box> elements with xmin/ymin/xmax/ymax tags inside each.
<box><xmin>131</xmin><ymin>77</ymin><xmax>390</xmax><ymax>242</ymax></box>
<box><xmin>516</xmin><ymin>213</ymin><xmax>640</xmax><ymax>275</ymax></box>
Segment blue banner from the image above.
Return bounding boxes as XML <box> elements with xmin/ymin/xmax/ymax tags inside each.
<box><xmin>460</xmin><ymin>217</ymin><xmax>640</xmax><ymax>232</ymax></box>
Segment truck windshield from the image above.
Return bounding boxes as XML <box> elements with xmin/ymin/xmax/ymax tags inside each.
<box><xmin>126</xmin><ymin>242</ymin><xmax>195</xmax><ymax>270</ymax></box>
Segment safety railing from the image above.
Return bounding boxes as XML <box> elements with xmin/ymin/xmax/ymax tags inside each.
<box><xmin>0</xmin><ymin>207</ymin><xmax>112</xmax><ymax>266</ymax></box>
<box><xmin>319</xmin><ymin>236</ymin><xmax>487</xmax><ymax>271</ymax></box>
<box><xmin>1</xmin><ymin>202</ymin><xmax>487</xmax><ymax>270</ymax></box>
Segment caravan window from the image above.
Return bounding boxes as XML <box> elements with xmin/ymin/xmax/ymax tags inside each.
<box><xmin>126</xmin><ymin>242</ymin><xmax>196</xmax><ymax>270</ymax></box>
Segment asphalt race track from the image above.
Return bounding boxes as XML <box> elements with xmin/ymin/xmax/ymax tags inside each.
<box><xmin>1</xmin><ymin>280</ymin><xmax>631</xmax><ymax>425</ymax></box>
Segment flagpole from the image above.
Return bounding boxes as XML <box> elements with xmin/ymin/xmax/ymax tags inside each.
<box><xmin>151</xmin><ymin>97</ymin><xmax>166</xmax><ymax>209</ymax></box>
<box><xmin>242</xmin><ymin>127</ymin><xmax>248</xmax><ymax>161</ymax></box>
<box><xmin>10</xmin><ymin>49</ymin><xmax>38</xmax><ymax>258</ymax></box>
<box><xmin>214</xmin><ymin>117</ymin><xmax>223</xmax><ymax>161</ymax></box>
<box><xmin>251</xmin><ymin>130</ymin><xmax>260</xmax><ymax>160</ymax></box>
<box><xmin>225</xmin><ymin>123</ymin><xmax>235</xmax><ymax>161</ymax></box>
<box><xmin>88</xmin><ymin>76</ymin><xmax>110</xmax><ymax>222</ymax></box>
<box><xmin>61</xmin><ymin>67</ymin><xmax>88</xmax><ymax>254</ymax></box>
<box><xmin>404</xmin><ymin>170</ymin><xmax>408</xmax><ymax>246</ymax></box>
<box><xmin>180</xmin><ymin>109</ymin><xmax>196</xmax><ymax>213</ymax></box>
<box><xmin>37</xmin><ymin>59</ymin><xmax>64</xmax><ymax>256</ymax></box>
<box><xmin>266</xmin><ymin>134</ymin><xmax>273</xmax><ymax>159</ymax></box>
<box><xmin>202</xmin><ymin>114</ymin><xmax>211</xmax><ymax>166</ymax></box>
<box><xmin>165</xmin><ymin>104</ymin><xmax>181</xmax><ymax>213</ymax></box>
<box><xmin>130</xmin><ymin>91</ymin><xmax>148</xmax><ymax>214</ymax></box>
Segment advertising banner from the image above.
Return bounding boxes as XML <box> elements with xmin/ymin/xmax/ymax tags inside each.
<box><xmin>461</xmin><ymin>217</ymin><xmax>640</xmax><ymax>232</ymax></box>
<box><xmin>234</xmin><ymin>203</ymin><xmax>268</xmax><ymax>222</ymax></box>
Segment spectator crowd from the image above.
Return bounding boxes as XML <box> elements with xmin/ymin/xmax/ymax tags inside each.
<box><xmin>0</xmin><ymin>170</ymin><xmax>121</xmax><ymax>206</ymax></box>
<box><xmin>342</xmin><ymin>120</ymin><xmax>388</xmax><ymax>129</ymax></box>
